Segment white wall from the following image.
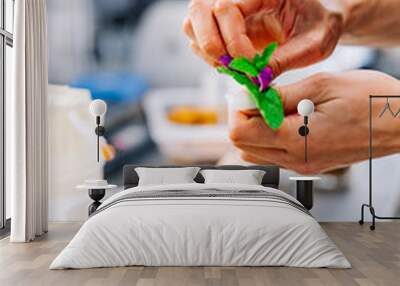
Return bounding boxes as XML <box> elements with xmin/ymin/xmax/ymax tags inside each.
<box><xmin>48</xmin><ymin>85</ymin><xmax>103</xmax><ymax>222</ymax></box>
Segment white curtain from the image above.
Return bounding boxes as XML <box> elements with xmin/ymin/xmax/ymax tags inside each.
<box><xmin>8</xmin><ymin>0</ymin><xmax>49</xmax><ymax>242</ymax></box>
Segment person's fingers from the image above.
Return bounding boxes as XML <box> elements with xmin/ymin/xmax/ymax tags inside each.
<box><xmin>234</xmin><ymin>0</ymin><xmax>279</xmax><ymax>16</ymax></box>
<box><xmin>240</xmin><ymin>152</ymin><xmax>276</xmax><ymax>165</ymax></box>
<box><xmin>238</xmin><ymin>145</ymin><xmax>288</xmax><ymax>165</ymax></box>
<box><xmin>240</xmin><ymin>109</ymin><xmax>260</xmax><ymax>117</ymax></box>
<box><xmin>190</xmin><ymin>41</ymin><xmax>219</xmax><ymax>66</ymax></box>
<box><xmin>230</xmin><ymin>112</ymin><xmax>290</xmax><ymax>148</ymax></box>
<box><xmin>183</xmin><ymin>17</ymin><xmax>195</xmax><ymax>40</ymax></box>
<box><xmin>268</xmin><ymin>29</ymin><xmax>338</xmax><ymax>77</ymax></box>
<box><xmin>185</xmin><ymin>17</ymin><xmax>219</xmax><ymax>65</ymax></box>
<box><xmin>276</xmin><ymin>72</ymin><xmax>334</xmax><ymax>115</ymax></box>
<box><xmin>230</xmin><ymin>112</ymin><xmax>276</xmax><ymax>148</ymax></box>
<box><xmin>189</xmin><ymin>0</ymin><xmax>226</xmax><ymax>61</ymax></box>
<box><xmin>246</xmin><ymin>13</ymin><xmax>285</xmax><ymax>50</ymax></box>
<box><xmin>184</xmin><ymin>15</ymin><xmax>218</xmax><ymax>66</ymax></box>
<box><xmin>213</xmin><ymin>0</ymin><xmax>256</xmax><ymax>59</ymax></box>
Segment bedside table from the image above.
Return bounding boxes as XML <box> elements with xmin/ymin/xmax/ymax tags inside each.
<box><xmin>289</xmin><ymin>177</ymin><xmax>321</xmax><ymax>210</ymax></box>
<box><xmin>77</xmin><ymin>181</ymin><xmax>117</xmax><ymax>216</ymax></box>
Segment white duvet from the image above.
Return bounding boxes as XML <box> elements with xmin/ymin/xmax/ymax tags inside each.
<box><xmin>50</xmin><ymin>183</ymin><xmax>350</xmax><ymax>269</ymax></box>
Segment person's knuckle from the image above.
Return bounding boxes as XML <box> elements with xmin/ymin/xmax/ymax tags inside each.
<box><xmin>226</xmin><ymin>37</ymin><xmax>244</xmax><ymax>58</ymax></box>
<box><xmin>269</xmin><ymin>57</ymin><xmax>283</xmax><ymax>77</ymax></box>
<box><xmin>188</xmin><ymin>0</ymin><xmax>204</xmax><ymax>12</ymax></box>
<box><xmin>311</xmin><ymin>72</ymin><xmax>333</xmax><ymax>89</ymax></box>
<box><xmin>201</xmin><ymin>39</ymin><xmax>220</xmax><ymax>57</ymax></box>
<box><xmin>182</xmin><ymin>19</ymin><xmax>191</xmax><ymax>35</ymax></box>
<box><xmin>213</xmin><ymin>0</ymin><xmax>232</xmax><ymax>15</ymax></box>
<box><xmin>182</xmin><ymin>17</ymin><xmax>189</xmax><ymax>28</ymax></box>
<box><xmin>190</xmin><ymin>41</ymin><xmax>199</xmax><ymax>52</ymax></box>
<box><xmin>229</xmin><ymin>127</ymin><xmax>244</xmax><ymax>144</ymax></box>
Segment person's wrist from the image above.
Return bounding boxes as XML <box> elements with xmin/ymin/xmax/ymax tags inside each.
<box><xmin>320</xmin><ymin>0</ymin><xmax>356</xmax><ymax>34</ymax></box>
<box><xmin>320</xmin><ymin>0</ymin><xmax>346</xmax><ymax>39</ymax></box>
<box><xmin>326</xmin><ymin>0</ymin><xmax>352</xmax><ymax>32</ymax></box>
<box><xmin>335</xmin><ymin>0</ymin><xmax>379</xmax><ymax>41</ymax></box>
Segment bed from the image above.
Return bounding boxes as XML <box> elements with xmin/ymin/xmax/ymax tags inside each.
<box><xmin>50</xmin><ymin>165</ymin><xmax>350</xmax><ymax>269</ymax></box>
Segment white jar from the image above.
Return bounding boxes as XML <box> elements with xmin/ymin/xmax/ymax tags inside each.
<box><xmin>225</xmin><ymin>88</ymin><xmax>257</xmax><ymax>128</ymax></box>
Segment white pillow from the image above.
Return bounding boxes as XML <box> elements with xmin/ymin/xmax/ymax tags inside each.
<box><xmin>200</xmin><ymin>169</ymin><xmax>266</xmax><ymax>185</ymax></box>
<box><xmin>135</xmin><ymin>167</ymin><xmax>200</xmax><ymax>186</ymax></box>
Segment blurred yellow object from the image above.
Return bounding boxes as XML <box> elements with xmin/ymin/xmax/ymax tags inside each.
<box><xmin>168</xmin><ymin>106</ymin><xmax>218</xmax><ymax>125</ymax></box>
<box><xmin>101</xmin><ymin>144</ymin><xmax>116</xmax><ymax>161</ymax></box>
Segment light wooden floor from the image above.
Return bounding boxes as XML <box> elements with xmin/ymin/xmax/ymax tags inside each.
<box><xmin>0</xmin><ymin>222</ymin><xmax>399</xmax><ymax>286</ymax></box>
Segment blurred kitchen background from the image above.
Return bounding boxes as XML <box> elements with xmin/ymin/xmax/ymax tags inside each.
<box><xmin>47</xmin><ymin>0</ymin><xmax>400</xmax><ymax>221</ymax></box>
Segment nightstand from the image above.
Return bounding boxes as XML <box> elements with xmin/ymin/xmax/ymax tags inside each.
<box><xmin>289</xmin><ymin>177</ymin><xmax>321</xmax><ymax>210</ymax></box>
<box><xmin>77</xmin><ymin>180</ymin><xmax>117</xmax><ymax>216</ymax></box>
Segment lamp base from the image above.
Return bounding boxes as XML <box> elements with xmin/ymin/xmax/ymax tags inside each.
<box><xmin>88</xmin><ymin>189</ymin><xmax>105</xmax><ymax>215</ymax></box>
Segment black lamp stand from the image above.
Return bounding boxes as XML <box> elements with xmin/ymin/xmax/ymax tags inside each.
<box><xmin>88</xmin><ymin>189</ymin><xmax>106</xmax><ymax>216</ymax></box>
<box><xmin>94</xmin><ymin>116</ymin><xmax>105</xmax><ymax>162</ymax></box>
<box><xmin>298</xmin><ymin>116</ymin><xmax>309</xmax><ymax>162</ymax></box>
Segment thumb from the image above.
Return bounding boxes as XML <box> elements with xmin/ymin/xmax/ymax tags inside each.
<box><xmin>269</xmin><ymin>33</ymin><xmax>330</xmax><ymax>77</ymax></box>
<box><xmin>275</xmin><ymin>72</ymin><xmax>333</xmax><ymax>115</ymax></box>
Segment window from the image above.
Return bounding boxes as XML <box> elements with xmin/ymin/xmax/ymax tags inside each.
<box><xmin>0</xmin><ymin>0</ymin><xmax>13</xmax><ymax>233</ymax></box>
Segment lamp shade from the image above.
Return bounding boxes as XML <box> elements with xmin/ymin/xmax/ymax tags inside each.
<box><xmin>89</xmin><ymin>99</ymin><xmax>107</xmax><ymax>117</ymax></box>
<box><xmin>297</xmin><ymin>99</ymin><xmax>314</xmax><ymax>116</ymax></box>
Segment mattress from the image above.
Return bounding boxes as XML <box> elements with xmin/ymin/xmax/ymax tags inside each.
<box><xmin>50</xmin><ymin>183</ymin><xmax>350</xmax><ymax>269</ymax></box>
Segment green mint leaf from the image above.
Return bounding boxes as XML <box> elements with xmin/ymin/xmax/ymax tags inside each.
<box><xmin>217</xmin><ymin>67</ymin><xmax>259</xmax><ymax>98</ymax></box>
<box><xmin>228</xmin><ymin>58</ymin><xmax>259</xmax><ymax>77</ymax></box>
<box><xmin>253</xmin><ymin>53</ymin><xmax>261</xmax><ymax>63</ymax></box>
<box><xmin>217</xmin><ymin>44</ymin><xmax>284</xmax><ymax>130</ymax></box>
<box><xmin>254</xmin><ymin>42</ymin><xmax>278</xmax><ymax>71</ymax></box>
<box><xmin>257</xmin><ymin>87</ymin><xmax>284</xmax><ymax>129</ymax></box>
<box><xmin>217</xmin><ymin>66</ymin><xmax>238</xmax><ymax>77</ymax></box>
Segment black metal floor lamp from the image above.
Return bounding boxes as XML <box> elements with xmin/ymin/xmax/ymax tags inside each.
<box><xmin>297</xmin><ymin>99</ymin><xmax>315</xmax><ymax>163</ymax></box>
<box><xmin>359</xmin><ymin>95</ymin><xmax>400</xmax><ymax>230</ymax></box>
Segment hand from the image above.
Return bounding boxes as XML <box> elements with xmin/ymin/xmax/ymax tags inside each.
<box><xmin>183</xmin><ymin>0</ymin><xmax>344</xmax><ymax>76</ymax></box>
<box><xmin>229</xmin><ymin>70</ymin><xmax>400</xmax><ymax>174</ymax></box>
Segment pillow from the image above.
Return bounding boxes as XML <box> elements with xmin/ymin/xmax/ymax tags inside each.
<box><xmin>200</xmin><ymin>169</ymin><xmax>266</xmax><ymax>185</ymax></box>
<box><xmin>135</xmin><ymin>167</ymin><xmax>200</xmax><ymax>186</ymax></box>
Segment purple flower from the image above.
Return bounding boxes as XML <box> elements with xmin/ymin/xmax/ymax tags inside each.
<box><xmin>219</xmin><ymin>55</ymin><xmax>233</xmax><ymax>67</ymax></box>
<box><xmin>258</xmin><ymin>66</ymin><xmax>273</xmax><ymax>91</ymax></box>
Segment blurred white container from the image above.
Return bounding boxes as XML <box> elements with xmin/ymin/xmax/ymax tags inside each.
<box><xmin>225</xmin><ymin>89</ymin><xmax>256</xmax><ymax>127</ymax></box>
<box><xmin>133</xmin><ymin>1</ymin><xmax>208</xmax><ymax>87</ymax></box>
<box><xmin>48</xmin><ymin>85</ymin><xmax>103</xmax><ymax>221</ymax></box>
<box><xmin>47</xmin><ymin>0</ymin><xmax>95</xmax><ymax>83</ymax></box>
<box><xmin>274</xmin><ymin>45</ymin><xmax>374</xmax><ymax>85</ymax></box>
<box><xmin>144</xmin><ymin>88</ymin><xmax>229</xmax><ymax>163</ymax></box>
